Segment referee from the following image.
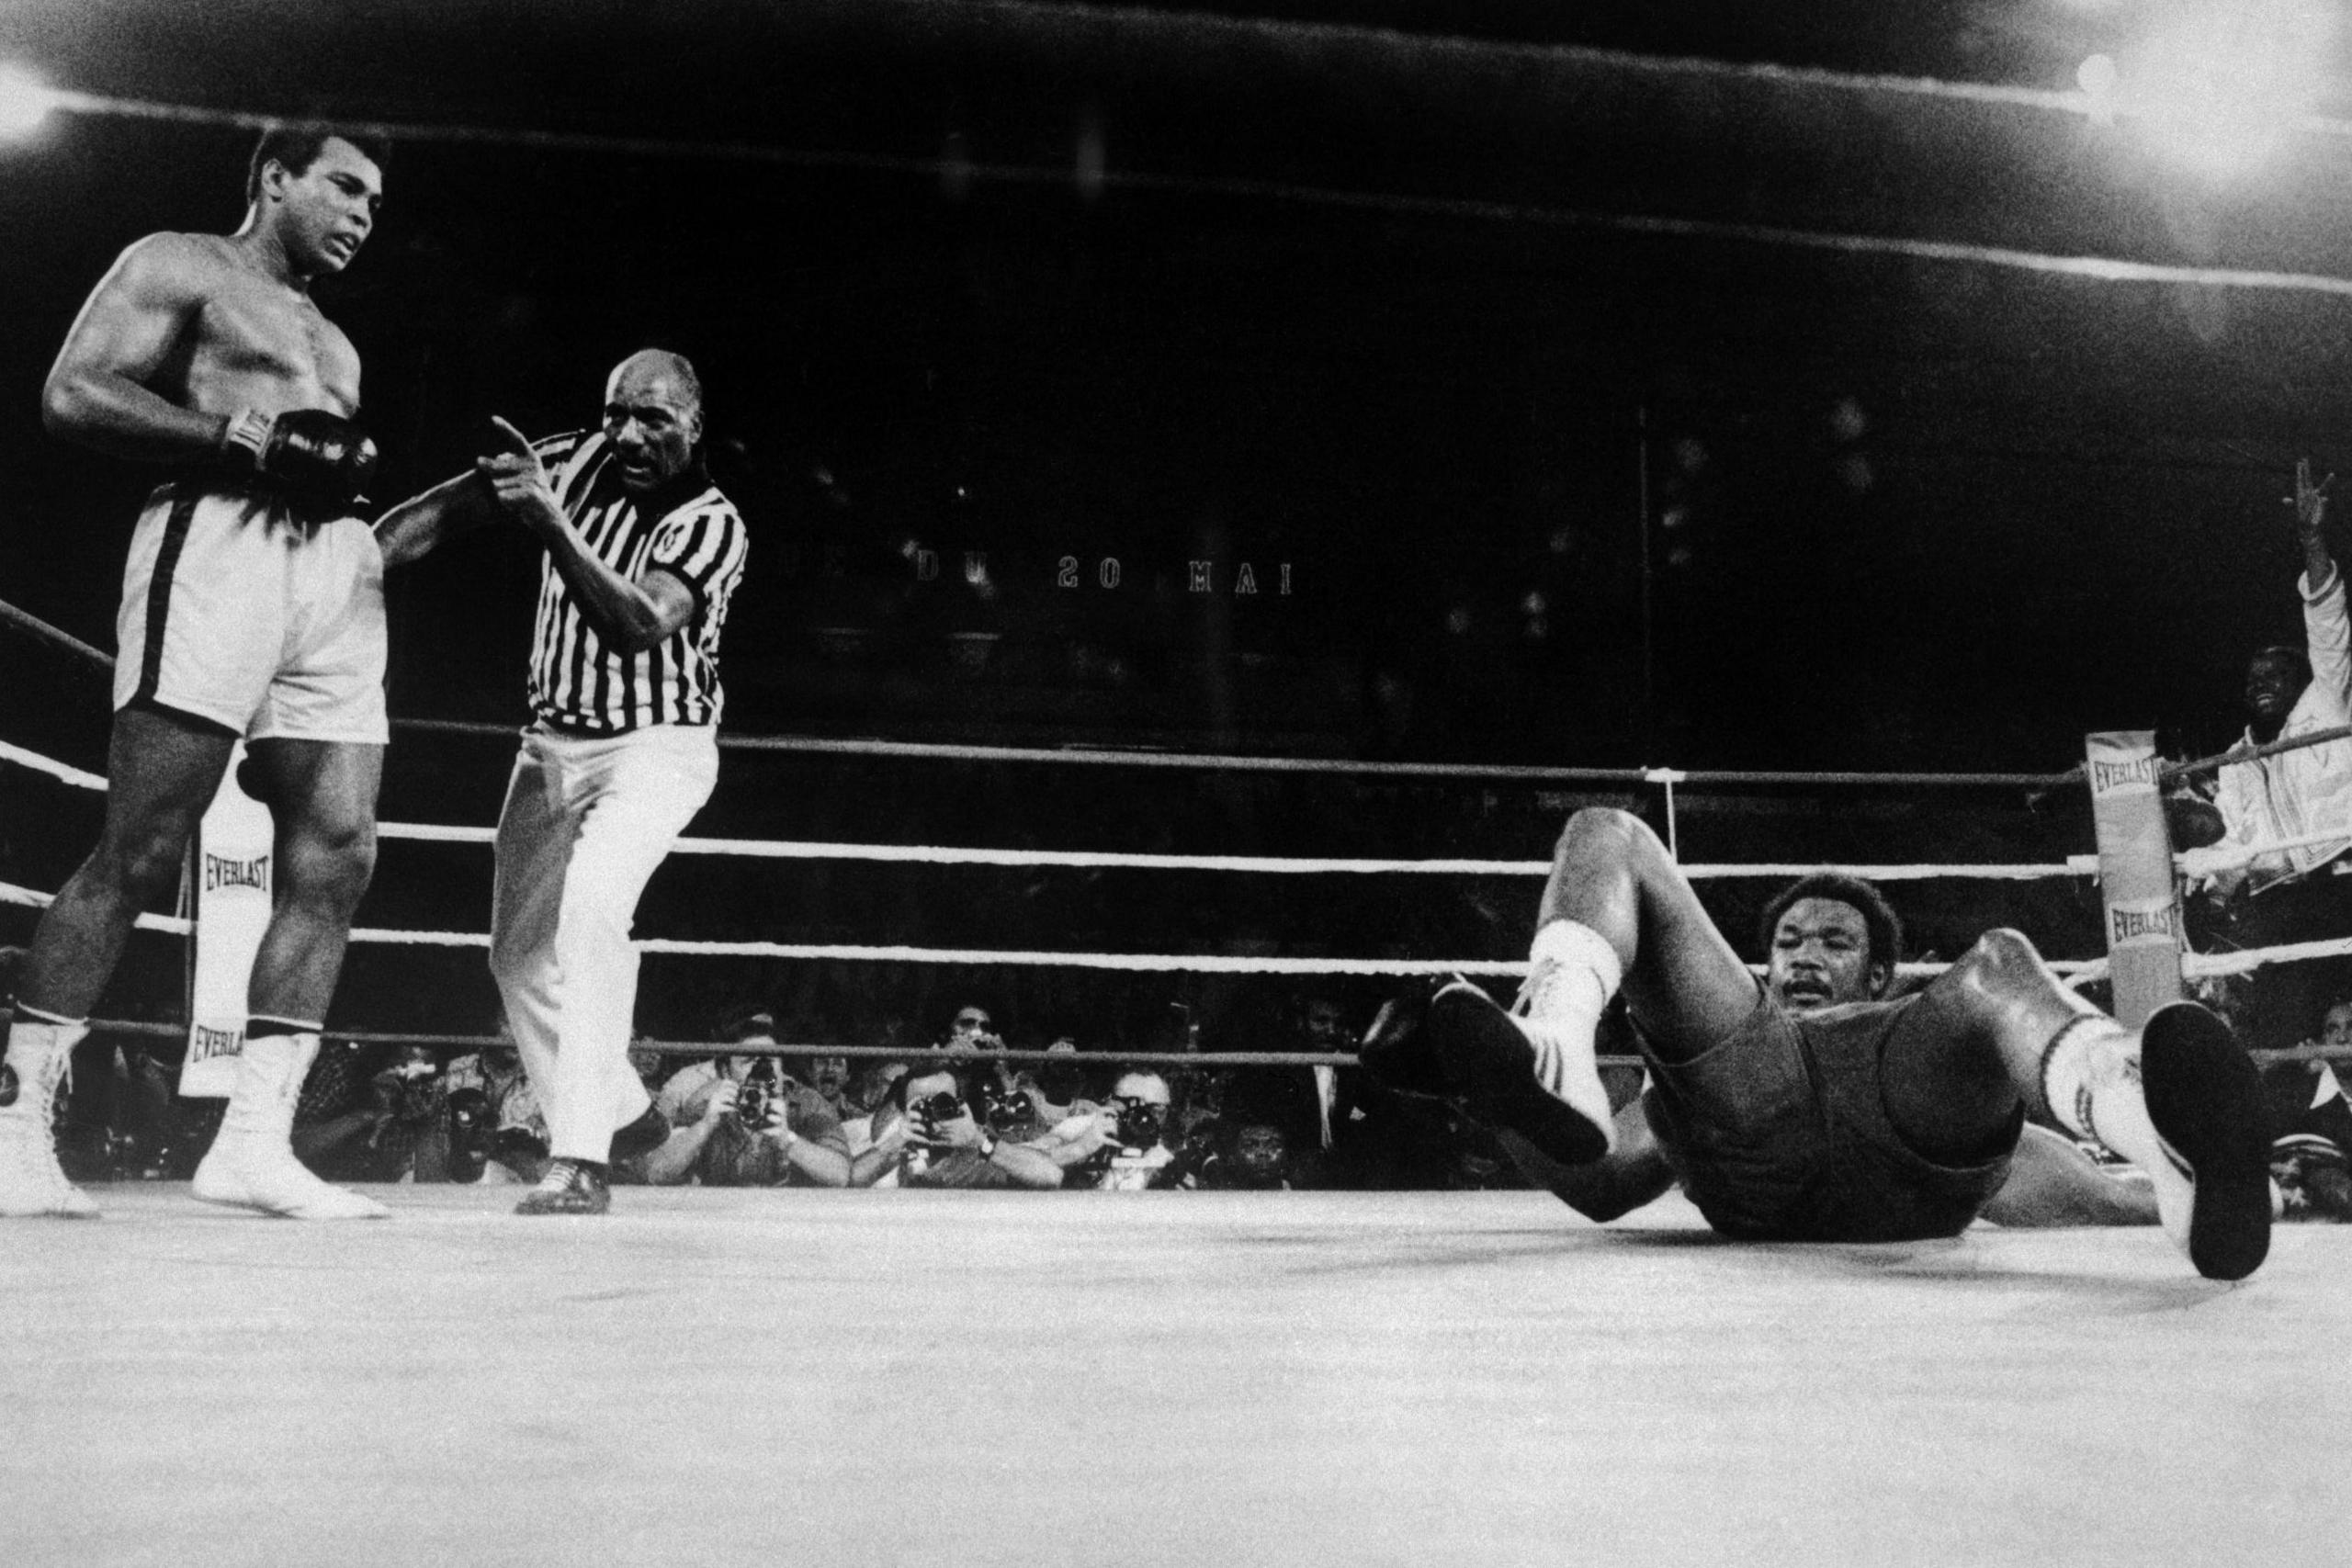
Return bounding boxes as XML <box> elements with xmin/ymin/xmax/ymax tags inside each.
<box><xmin>377</xmin><ymin>349</ymin><xmax>749</xmax><ymax>1213</ymax></box>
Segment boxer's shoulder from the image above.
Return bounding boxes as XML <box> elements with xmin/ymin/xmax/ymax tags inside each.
<box><xmin>100</xmin><ymin>231</ymin><xmax>236</xmax><ymax>299</ymax></box>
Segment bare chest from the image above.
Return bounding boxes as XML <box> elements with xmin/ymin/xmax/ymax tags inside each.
<box><xmin>190</xmin><ymin>271</ymin><xmax>361</xmax><ymax>412</ymax></box>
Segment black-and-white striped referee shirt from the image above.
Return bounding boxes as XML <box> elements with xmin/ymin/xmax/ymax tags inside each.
<box><xmin>526</xmin><ymin>429</ymin><xmax>749</xmax><ymax>733</ymax></box>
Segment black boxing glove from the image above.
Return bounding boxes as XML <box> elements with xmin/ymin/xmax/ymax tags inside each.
<box><xmin>219</xmin><ymin>407</ymin><xmax>379</xmax><ymax>511</ymax></box>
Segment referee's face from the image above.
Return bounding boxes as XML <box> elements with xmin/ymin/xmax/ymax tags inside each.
<box><xmin>603</xmin><ymin>359</ymin><xmax>701</xmax><ymax>494</ymax></box>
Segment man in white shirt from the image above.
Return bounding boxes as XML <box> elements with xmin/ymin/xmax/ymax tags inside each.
<box><xmin>2205</xmin><ymin>461</ymin><xmax>2352</xmax><ymax>1054</ymax></box>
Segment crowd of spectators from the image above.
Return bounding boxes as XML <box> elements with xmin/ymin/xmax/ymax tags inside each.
<box><xmin>0</xmin><ymin>942</ymin><xmax>1529</xmax><ymax>1194</ymax></box>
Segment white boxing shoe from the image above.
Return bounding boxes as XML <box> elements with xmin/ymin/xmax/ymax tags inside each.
<box><xmin>190</xmin><ymin>1032</ymin><xmax>389</xmax><ymax>1221</ymax></box>
<box><xmin>192</xmin><ymin>1140</ymin><xmax>390</xmax><ymax>1221</ymax></box>
<box><xmin>0</xmin><ymin>1027</ymin><xmax>100</xmax><ymax>1219</ymax></box>
<box><xmin>1425</xmin><ymin>976</ymin><xmax>1615</xmax><ymax>1166</ymax></box>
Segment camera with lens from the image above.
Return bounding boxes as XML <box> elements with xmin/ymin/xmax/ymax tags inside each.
<box><xmin>737</xmin><ymin>1057</ymin><xmax>780</xmax><ymax>1130</ymax></box>
<box><xmin>444</xmin><ymin>1087</ymin><xmax>492</xmax><ymax>1182</ymax></box>
<box><xmin>1112</xmin><ymin>1096</ymin><xmax>1166</xmax><ymax>1151</ymax></box>
<box><xmin>977</xmin><ymin>1075</ymin><xmax>1032</xmax><ymax>1134</ymax></box>
<box><xmin>911</xmin><ymin>1089</ymin><xmax>967</xmax><ymax>1139</ymax></box>
<box><xmin>392</xmin><ymin>1058</ymin><xmax>441</xmax><ymax>1123</ymax></box>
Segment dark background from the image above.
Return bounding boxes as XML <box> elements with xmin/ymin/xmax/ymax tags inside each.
<box><xmin>2</xmin><ymin>1</ymin><xmax>2347</xmax><ymax>1039</ymax></box>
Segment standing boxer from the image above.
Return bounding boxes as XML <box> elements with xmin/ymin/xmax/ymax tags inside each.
<box><xmin>0</xmin><ymin>128</ymin><xmax>392</xmax><ymax>1220</ymax></box>
<box><xmin>376</xmin><ymin>350</ymin><xmax>747</xmax><ymax>1214</ymax></box>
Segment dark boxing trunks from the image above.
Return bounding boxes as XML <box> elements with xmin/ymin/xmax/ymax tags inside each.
<box><xmin>1638</xmin><ymin>987</ymin><xmax>2020</xmax><ymax>1243</ymax></box>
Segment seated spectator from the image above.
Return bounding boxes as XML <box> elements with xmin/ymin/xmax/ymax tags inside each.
<box><xmin>837</xmin><ymin>1056</ymin><xmax>910</xmax><ymax>1171</ymax></box>
<box><xmin>2264</xmin><ymin>997</ymin><xmax>2352</xmax><ymax>1221</ymax></box>
<box><xmin>642</xmin><ymin>1010</ymin><xmax>850</xmax><ymax>1187</ymax></box>
<box><xmin>2197</xmin><ymin>460</ymin><xmax>2352</xmax><ymax>1054</ymax></box>
<box><xmin>292</xmin><ymin>1041</ymin><xmax>445</xmax><ymax>1184</ymax></box>
<box><xmin>852</xmin><ymin>1064</ymin><xmax>1060</xmax><ymax>1190</ymax></box>
<box><xmin>1195</xmin><ymin>1119</ymin><xmax>1295</xmax><ymax>1190</ymax></box>
<box><xmin>1220</xmin><ymin>1060</ymin><xmax>1324</xmax><ymax>1187</ymax></box>
<box><xmin>797</xmin><ymin>1050</ymin><xmax>854</xmax><ymax>1118</ymax></box>
<box><xmin>1295</xmin><ymin>993</ymin><xmax>1392</xmax><ymax>1187</ymax></box>
<box><xmin>627</xmin><ymin>1034</ymin><xmax>670</xmax><ymax>1096</ymax></box>
<box><xmin>942</xmin><ymin>1002</ymin><xmax>1006</xmax><ymax>1055</ymax></box>
<box><xmin>1013</xmin><ymin>1036</ymin><xmax>1099</xmax><ymax>1127</ymax></box>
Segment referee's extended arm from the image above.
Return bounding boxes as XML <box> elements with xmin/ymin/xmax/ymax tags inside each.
<box><xmin>373</xmin><ymin>468</ymin><xmax>499</xmax><ymax>568</ymax></box>
<box><xmin>481</xmin><ymin>414</ymin><xmax>694</xmax><ymax>652</ymax></box>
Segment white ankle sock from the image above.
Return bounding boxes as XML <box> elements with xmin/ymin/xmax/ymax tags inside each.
<box><xmin>2040</xmin><ymin>1016</ymin><xmax>2170</xmax><ymax>1174</ymax></box>
<box><xmin>1510</xmin><ymin>921</ymin><xmax>1622</xmax><ymax>1154</ymax></box>
<box><xmin>1521</xmin><ymin>920</ymin><xmax>1623</xmax><ymax>1026</ymax></box>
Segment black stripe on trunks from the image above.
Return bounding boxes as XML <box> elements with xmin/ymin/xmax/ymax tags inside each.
<box><xmin>133</xmin><ymin>485</ymin><xmax>202</xmax><ymax>708</ymax></box>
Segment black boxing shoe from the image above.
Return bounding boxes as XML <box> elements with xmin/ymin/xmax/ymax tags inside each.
<box><xmin>514</xmin><ymin>1157</ymin><xmax>610</xmax><ymax>1217</ymax></box>
<box><xmin>2140</xmin><ymin>1001</ymin><xmax>2271</xmax><ymax>1281</ymax></box>
<box><xmin>1355</xmin><ymin>984</ymin><xmax>1453</xmax><ymax>1100</ymax></box>
<box><xmin>1424</xmin><ymin>978</ymin><xmax>1613</xmax><ymax>1168</ymax></box>
<box><xmin>607</xmin><ymin>1104</ymin><xmax>672</xmax><ymax>1164</ymax></box>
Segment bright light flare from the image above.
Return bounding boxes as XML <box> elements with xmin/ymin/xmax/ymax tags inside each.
<box><xmin>2113</xmin><ymin>1</ymin><xmax>2334</xmax><ymax>178</ymax></box>
<box><xmin>0</xmin><ymin>61</ymin><xmax>60</xmax><ymax>141</ymax></box>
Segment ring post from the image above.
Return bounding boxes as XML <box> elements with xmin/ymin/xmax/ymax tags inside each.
<box><xmin>2084</xmin><ymin>730</ymin><xmax>2184</xmax><ymax>1027</ymax></box>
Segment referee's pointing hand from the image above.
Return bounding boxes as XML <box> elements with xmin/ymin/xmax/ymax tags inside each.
<box><xmin>477</xmin><ymin>417</ymin><xmax>561</xmax><ymax>534</ymax></box>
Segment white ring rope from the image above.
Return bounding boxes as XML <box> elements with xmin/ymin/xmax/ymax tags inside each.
<box><xmin>0</xmin><ymin>739</ymin><xmax>107</xmax><ymax>792</ymax></box>
<box><xmin>13</xmin><ymin>734</ymin><xmax>2337</xmax><ymax>882</ymax></box>
<box><xmin>0</xmin><ymin>739</ymin><xmax>2333</xmax><ymax>981</ymax></box>
<box><xmin>0</xmin><ymin>880</ymin><xmax>190</xmax><ymax>935</ymax></box>
<box><xmin>0</xmin><ymin>876</ymin><xmax>2086</xmax><ymax>978</ymax></box>
<box><xmin>0</xmin><ymin>735</ymin><xmax>2091</xmax><ymax>881</ymax></box>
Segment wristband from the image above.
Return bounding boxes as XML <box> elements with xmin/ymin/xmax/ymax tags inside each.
<box><xmin>220</xmin><ymin>407</ymin><xmax>274</xmax><ymax>469</ymax></box>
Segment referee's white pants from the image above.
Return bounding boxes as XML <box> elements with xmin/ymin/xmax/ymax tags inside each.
<box><xmin>488</xmin><ymin>723</ymin><xmax>719</xmax><ymax>1164</ymax></box>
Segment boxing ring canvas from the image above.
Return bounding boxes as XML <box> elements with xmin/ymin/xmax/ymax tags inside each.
<box><xmin>4</xmin><ymin>1186</ymin><xmax>2345</xmax><ymax>1567</ymax></box>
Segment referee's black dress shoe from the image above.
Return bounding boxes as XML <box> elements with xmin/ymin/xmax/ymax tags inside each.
<box><xmin>514</xmin><ymin>1157</ymin><xmax>610</xmax><ymax>1216</ymax></box>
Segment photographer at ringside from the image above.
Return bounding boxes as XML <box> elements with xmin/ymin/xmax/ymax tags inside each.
<box><xmin>440</xmin><ymin>1018</ymin><xmax>550</xmax><ymax>1185</ymax></box>
<box><xmin>1037</xmin><ymin>1071</ymin><xmax>1202</xmax><ymax>1190</ymax></box>
<box><xmin>291</xmin><ymin>1041</ymin><xmax>446</xmax><ymax>1184</ymax></box>
<box><xmin>851</xmin><ymin>1063</ymin><xmax>1061</xmax><ymax>1190</ymax></box>
<box><xmin>641</xmin><ymin>1009</ymin><xmax>850</xmax><ymax>1187</ymax></box>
